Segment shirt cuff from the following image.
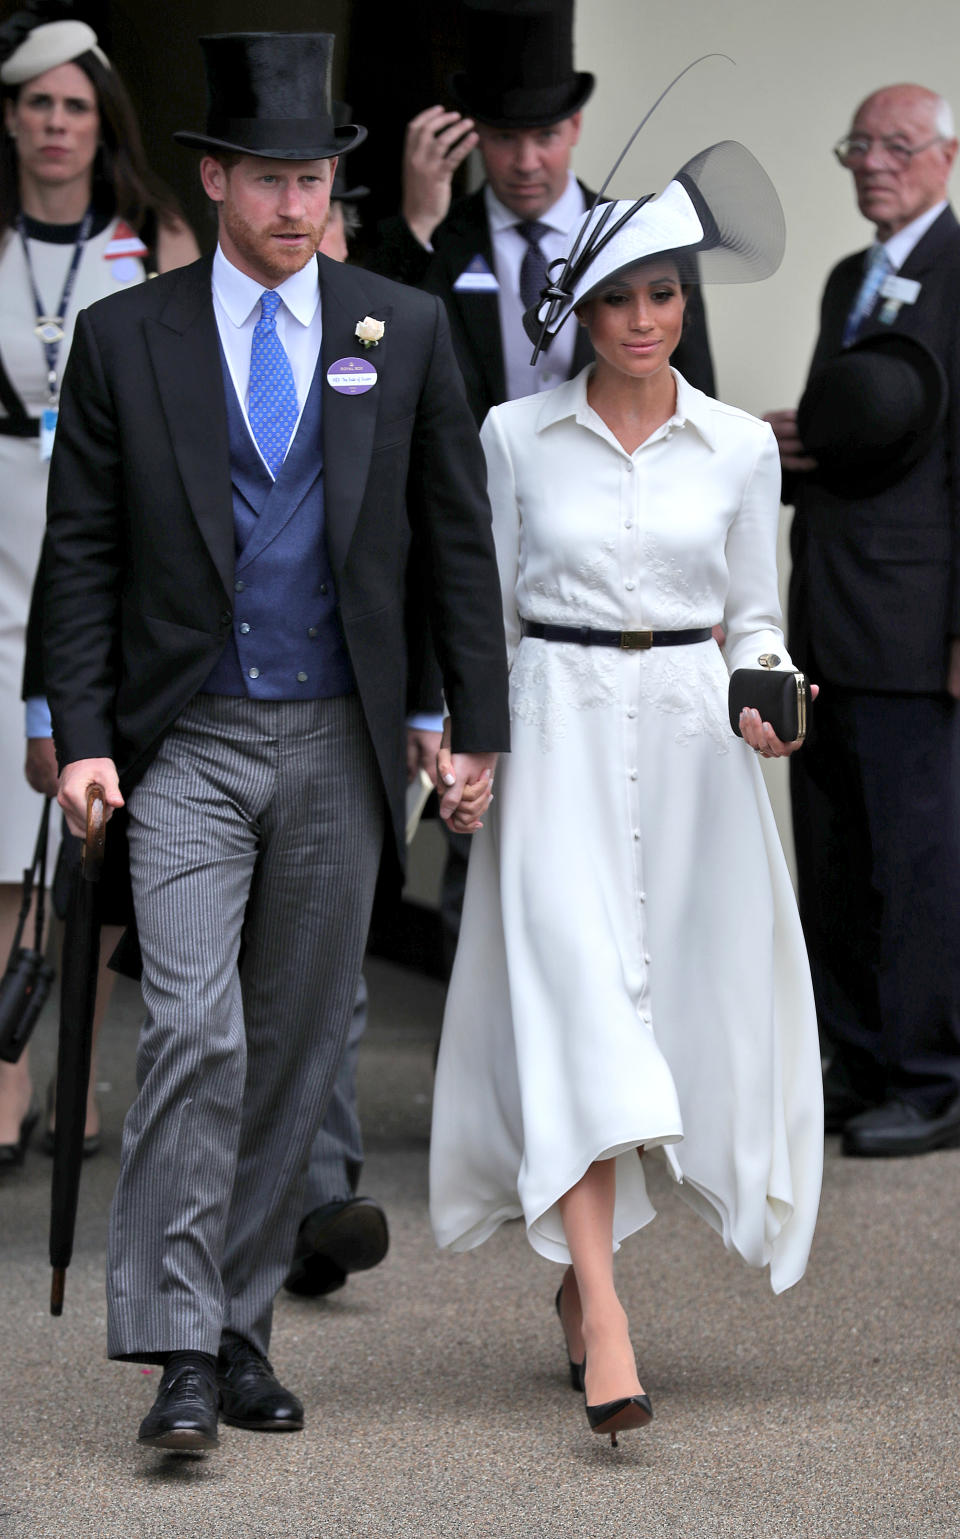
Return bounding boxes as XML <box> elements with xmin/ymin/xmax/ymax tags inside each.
<box><xmin>25</xmin><ymin>696</ymin><xmax>53</xmax><ymax>738</ymax></box>
<box><xmin>407</xmin><ymin>712</ymin><xmax>444</xmax><ymax>733</ymax></box>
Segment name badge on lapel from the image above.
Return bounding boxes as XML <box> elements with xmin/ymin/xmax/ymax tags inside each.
<box><xmin>878</xmin><ymin>273</ymin><xmax>922</xmax><ymax>325</ymax></box>
<box><xmin>452</xmin><ymin>255</ymin><xmax>499</xmax><ymax>293</ymax></box>
<box><xmin>327</xmin><ymin>357</ymin><xmax>378</xmax><ymax>395</ymax></box>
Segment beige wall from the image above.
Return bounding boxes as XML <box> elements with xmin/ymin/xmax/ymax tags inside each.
<box><xmin>570</xmin><ymin>1</ymin><xmax>960</xmax><ymax>853</ymax></box>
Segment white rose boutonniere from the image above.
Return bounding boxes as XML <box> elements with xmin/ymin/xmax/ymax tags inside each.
<box><xmin>355</xmin><ymin>315</ymin><xmax>385</xmax><ymax>348</ymax></box>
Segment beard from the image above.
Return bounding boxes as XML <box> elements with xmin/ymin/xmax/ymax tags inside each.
<box><xmin>220</xmin><ymin>199</ymin><xmax>329</xmax><ymax>283</ymax></box>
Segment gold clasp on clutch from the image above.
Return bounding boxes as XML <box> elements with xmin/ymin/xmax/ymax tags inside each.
<box><xmin>620</xmin><ymin>631</ymin><xmax>653</xmax><ymax>650</ymax></box>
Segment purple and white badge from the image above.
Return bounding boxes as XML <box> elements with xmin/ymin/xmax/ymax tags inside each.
<box><xmin>326</xmin><ymin>357</ymin><xmax>378</xmax><ymax>395</ymax></box>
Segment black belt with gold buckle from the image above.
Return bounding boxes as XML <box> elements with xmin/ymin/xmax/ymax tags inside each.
<box><xmin>519</xmin><ymin>620</ymin><xmax>713</xmax><ymax>651</ymax></box>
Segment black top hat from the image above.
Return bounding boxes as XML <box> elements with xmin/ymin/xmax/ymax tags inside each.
<box><xmin>174</xmin><ymin>33</ymin><xmax>366</xmax><ymax>160</ymax></box>
<box><xmin>447</xmin><ymin>0</ymin><xmax>593</xmax><ymax>129</ymax></box>
<box><xmin>797</xmin><ymin>332</ymin><xmax>948</xmax><ymax>499</ymax></box>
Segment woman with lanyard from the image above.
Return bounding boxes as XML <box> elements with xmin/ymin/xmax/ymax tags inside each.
<box><xmin>429</xmin><ymin>138</ymin><xmax>824</xmax><ymax>1444</ymax></box>
<box><xmin>0</xmin><ymin>13</ymin><xmax>198</xmax><ymax>1170</ymax></box>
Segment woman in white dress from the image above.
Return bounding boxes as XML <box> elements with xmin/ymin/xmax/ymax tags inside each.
<box><xmin>430</xmin><ymin>144</ymin><xmax>824</xmax><ymax>1443</ymax></box>
<box><xmin>0</xmin><ymin>16</ymin><xmax>198</xmax><ymax>1168</ymax></box>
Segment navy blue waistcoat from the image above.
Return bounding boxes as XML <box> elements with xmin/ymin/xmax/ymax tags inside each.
<box><xmin>203</xmin><ymin>349</ymin><xmax>355</xmax><ymax>700</ymax></box>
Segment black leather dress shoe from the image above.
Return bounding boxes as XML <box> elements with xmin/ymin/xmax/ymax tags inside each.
<box><xmin>284</xmin><ymin>1196</ymin><xmax>389</xmax><ymax>1298</ymax></box>
<box><xmin>842</xmin><ymin>1094</ymin><xmax>960</xmax><ymax>1157</ymax></box>
<box><xmin>137</xmin><ymin>1360</ymin><xmax>219</xmax><ymax>1452</ymax></box>
<box><xmin>217</xmin><ymin>1337</ymin><xmax>303</xmax><ymax>1431</ymax></box>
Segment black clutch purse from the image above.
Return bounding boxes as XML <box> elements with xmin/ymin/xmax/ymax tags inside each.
<box><xmin>728</xmin><ymin>654</ymin><xmax>809</xmax><ymax>745</ymax></box>
<box><xmin>0</xmin><ymin>798</ymin><xmax>56</xmax><ymax>1064</ymax></box>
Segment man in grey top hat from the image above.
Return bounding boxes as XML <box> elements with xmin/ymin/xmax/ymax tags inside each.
<box><xmin>42</xmin><ymin>31</ymin><xmax>508</xmax><ymax>1453</ymax></box>
<box><xmin>766</xmin><ymin>83</ymin><xmax>960</xmax><ymax>1159</ymax></box>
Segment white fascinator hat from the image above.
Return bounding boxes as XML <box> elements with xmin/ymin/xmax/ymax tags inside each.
<box><xmin>525</xmin><ymin>139</ymin><xmax>786</xmax><ymax>361</ymax></box>
<box><xmin>0</xmin><ymin>19</ymin><xmax>109</xmax><ymax>85</ymax></box>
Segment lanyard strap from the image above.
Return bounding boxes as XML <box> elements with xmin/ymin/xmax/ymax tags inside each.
<box><xmin>16</xmin><ymin>207</ymin><xmax>94</xmax><ymax>401</ymax></box>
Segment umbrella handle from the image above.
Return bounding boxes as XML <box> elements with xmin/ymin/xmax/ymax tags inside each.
<box><xmin>51</xmin><ymin>1266</ymin><xmax>65</xmax><ymax>1316</ymax></box>
<box><xmin>82</xmin><ymin>784</ymin><xmax>105</xmax><ymax>881</ymax></box>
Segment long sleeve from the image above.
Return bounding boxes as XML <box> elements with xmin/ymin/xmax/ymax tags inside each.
<box><xmin>722</xmin><ymin>424</ymin><xmax>795</xmax><ymax>676</ymax></box>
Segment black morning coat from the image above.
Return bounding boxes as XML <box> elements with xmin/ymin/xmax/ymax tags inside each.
<box><xmin>40</xmin><ymin>251</ymin><xmax>511</xmax><ymax>869</ymax></box>
<box><xmin>787</xmin><ymin>206</ymin><xmax>960</xmax><ymax>693</ymax></box>
<box><xmin>370</xmin><ymin>183</ymin><xmax>717</xmax><ymax>427</ymax></box>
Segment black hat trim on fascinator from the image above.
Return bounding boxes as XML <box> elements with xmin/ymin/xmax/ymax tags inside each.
<box><xmin>525</xmin><ymin>56</ymin><xmax>786</xmax><ymax>362</ymax></box>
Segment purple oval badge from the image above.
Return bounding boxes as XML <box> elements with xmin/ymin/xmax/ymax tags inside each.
<box><xmin>327</xmin><ymin>356</ymin><xmax>378</xmax><ymax>395</ymax></box>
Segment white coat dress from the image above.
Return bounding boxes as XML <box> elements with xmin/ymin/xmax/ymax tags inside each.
<box><xmin>429</xmin><ymin>367</ymin><xmax>824</xmax><ymax>1294</ymax></box>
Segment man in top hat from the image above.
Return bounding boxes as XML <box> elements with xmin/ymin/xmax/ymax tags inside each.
<box><xmin>371</xmin><ymin>0</ymin><xmax>716</xmax><ymax>427</ymax></box>
<box><xmin>41</xmin><ymin>30</ymin><xmax>508</xmax><ymax>1451</ymax></box>
<box><xmin>765</xmin><ymin>83</ymin><xmax>960</xmax><ymax>1157</ymax></box>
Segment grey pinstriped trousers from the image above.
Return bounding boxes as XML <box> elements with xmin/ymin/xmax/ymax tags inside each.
<box><xmin>106</xmin><ymin>693</ymin><xmax>384</xmax><ymax>1362</ymax></box>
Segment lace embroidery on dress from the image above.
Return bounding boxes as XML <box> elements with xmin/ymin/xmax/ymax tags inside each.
<box><xmin>642</xmin><ymin>534</ymin><xmax>712</xmax><ymax>629</ymax></box>
<box><xmin>636</xmin><ymin>651</ymin><xmax>731</xmax><ymax>754</ymax></box>
<box><xmin>510</xmin><ymin>642</ymin><xmax>617</xmax><ymax>752</ymax></box>
<box><xmin>512</xmin><ymin>539</ymin><xmax>620</xmax><ymax>751</ymax></box>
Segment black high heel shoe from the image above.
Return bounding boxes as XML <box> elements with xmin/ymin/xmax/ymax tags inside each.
<box><xmin>554</xmin><ymin>1284</ymin><xmax>585</xmax><ymax>1392</ymax></box>
<box><xmin>583</xmin><ymin>1357</ymin><xmax>653</xmax><ymax>1447</ymax></box>
<box><xmin>0</xmin><ymin>1099</ymin><xmax>40</xmax><ymax>1172</ymax></box>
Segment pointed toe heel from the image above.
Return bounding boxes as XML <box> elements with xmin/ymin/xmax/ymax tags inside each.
<box><xmin>585</xmin><ymin>1393</ymin><xmax>653</xmax><ymax>1447</ymax></box>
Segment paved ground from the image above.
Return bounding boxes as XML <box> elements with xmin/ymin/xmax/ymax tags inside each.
<box><xmin>2</xmin><ymin>956</ymin><xmax>958</xmax><ymax>1539</ymax></box>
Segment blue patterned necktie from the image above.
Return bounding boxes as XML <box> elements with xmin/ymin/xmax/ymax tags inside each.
<box><xmin>517</xmin><ymin>220</ymin><xmax>551</xmax><ymax>312</ymax></box>
<box><xmin>842</xmin><ymin>244</ymin><xmax>891</xmax><ymax>346</ymax></box>
<box><xmin>248</xmin><ymin>289</ymin><xmax>299</xmax><ymax>476</ymax></box>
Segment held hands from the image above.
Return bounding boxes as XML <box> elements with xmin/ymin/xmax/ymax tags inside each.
<box><xmin>58</xmin><ymin>757</ymin><xmax>124</xmax><ymax>838</ymax></box>
<box><xmin>762</xmin><ymin>409</ymin><xmax>818</xmax><ymax>475</ymax></box>
<box><xmin>401</xmin><ymin>106</ymin><xmax>478</xmax><ymax>248</ymax></box>
<box><xmin>436</xmin><ymin>718</ymin><xmax>497</xmax><ymax>833</ymax></box>
<box><xmin>739</xmin><ymin>684</ymin><xmax>819</xmax><ymax>758</ymax></box>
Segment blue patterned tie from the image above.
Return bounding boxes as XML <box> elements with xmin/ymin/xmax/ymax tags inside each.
<box><xmin>842</xmin><ymin>245</ymin><xmax>891</xmax><ymax>346</ymax></box>
<box><xmin>517</xmin><ymin>220</ymin><xmax>551</xmax><ymax>312</ymax></box>
<box><xmin>248</xmin><ymin>289</ymin><xmax>299</xmax><ymax>476</ymax></box>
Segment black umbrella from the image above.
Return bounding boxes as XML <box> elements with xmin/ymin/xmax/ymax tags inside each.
<box><xmin>50</xmin><ymin>785</ymin><xmax>105</xmax><ymax>1316</ymax></box>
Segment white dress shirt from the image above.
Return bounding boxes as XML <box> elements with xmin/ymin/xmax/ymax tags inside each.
<box><xmin>485</xmin><ymin>172</ymin><xmax>586</xmax><ymax>401</ymax></box>
<box><xmin>211</xmin><ymin>244</ymin><xmax>323</xmax><ymax>479</ymax></box>
<box><xmin>880</xmin><ymin>199</ymin><xmax>948</xmax><ymax>269</ymax></box>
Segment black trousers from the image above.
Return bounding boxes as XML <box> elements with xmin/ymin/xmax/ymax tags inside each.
<box><xmin>791</xmin><ymin>682</ymin><xmax>960</xmax><ymax>1114</ymax></box>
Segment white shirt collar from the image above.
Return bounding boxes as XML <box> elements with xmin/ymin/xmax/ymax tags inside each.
<box><xmin>212</xmin><ymin>243</ymin><xmax>321</xmax><ymax>328</ymax></box>
<box><xmin>485</xmin><ymin>170</ymin><xmax>585</xmax><ymax>236</ymax></box>
<box><xmin>880</xmin><ymin>200</ymin><xmax>948</xmax><ymax>270</ymax></box>
<box><xmin>535</xmin><ymin>363</ymin><xmax>717</xmax><ymax>450</ymax></box>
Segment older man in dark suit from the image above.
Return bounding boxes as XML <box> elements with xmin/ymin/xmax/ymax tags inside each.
<box><xmin>42</xmin><ymin>32</ymin><xmax>508</xmax><ymax>1453</ymax></box>
<box><xmin>767</xmin><ymin>83</ymin><xmax>960</xmax><ymax>1158</ymax></box>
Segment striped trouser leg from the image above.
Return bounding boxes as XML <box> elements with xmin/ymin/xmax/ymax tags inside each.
<box><xmin>302</xmin><ymin>973</ymin><xmax>369</xmax><ymax>1212</ymax></box>
<box><xmin>106</xmin><ymin>693</ymin><xmax>383</xmax><ymax>1361</ymax></box>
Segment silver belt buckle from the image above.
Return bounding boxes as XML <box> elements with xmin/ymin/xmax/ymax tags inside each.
<box><xmin>620</xmin><ymin>630</ymin><xmax>653</xmax><ymax>650</ymax></box>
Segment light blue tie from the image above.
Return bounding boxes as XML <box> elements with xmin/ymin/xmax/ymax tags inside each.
<box><xmin>842</xmin><ymin>245</ymin><xmax>891</xmax><ymax>346</ymax></box>
<box><xmin>248</xmin><ymin>289</ymin><xmax>299</xmax><ymax>476</ymax></box>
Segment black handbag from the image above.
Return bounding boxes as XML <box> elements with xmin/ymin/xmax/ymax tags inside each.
<box><xmin>0</xmin><ymin>798</ymin><xmax>56</xmax><ymax>1063</ymax></box>
<box><xmin>728</xmin><ymin>654</ymin><xmax>810</xmax><ymax>745</ymax></box>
